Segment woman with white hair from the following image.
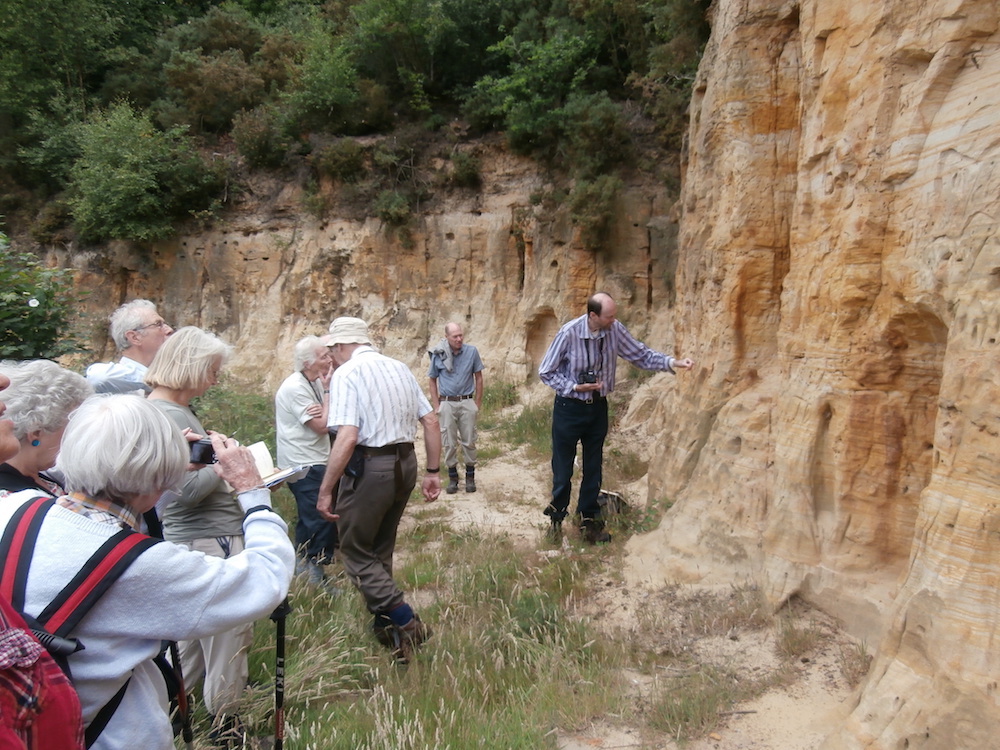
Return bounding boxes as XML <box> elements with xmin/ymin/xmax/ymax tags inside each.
<box><xmin>0</xmin><ymin>360</ymin><xmax>93</xmax><ymax>496</ymax></box>
<box><xmin>144</xmin><ymin>326</ymin><xmax>254</xmax><ymax>742</ymax></box>
<box><xmin>0</xmin><ymin>394</ymin><xmax>294</xmax><ymax>750</ymax></box>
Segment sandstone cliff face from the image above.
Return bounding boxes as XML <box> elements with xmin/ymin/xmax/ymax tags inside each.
<box><xmin>70</xmin><ymin>139</ymin><xmax>679</xmax><ymax>393</ymax></box>
<box><xmin>623</xmin><ymin>0</ymin><xmax>1000</xmax><ymax>746</ymax></box>
<box><xmin>62</xmin><ymin>0</ymin><xmax>1000</xmax><ymax>744</ymax></box>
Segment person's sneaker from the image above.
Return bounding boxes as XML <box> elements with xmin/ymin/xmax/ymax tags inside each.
<box><xmin>394</xmin><ymin>614</ymin><xmax>433</xmax><ymax>665</ymax></box>
<box><xmin>581</xmin><ymin>519</ymin><xmax>612</xmax><ymax>545</ymax></box>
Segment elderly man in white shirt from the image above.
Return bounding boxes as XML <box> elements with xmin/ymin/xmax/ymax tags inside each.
<box><xmin>86</xmin><ymin>300</ymin><xmax>173</xmax><ymax>394</ymax></box>
<box><xmin>317</xmin><ymin>317</ymin><xmax>441</xmax><ymax>663</ymax></box>
<box><xmin>275</xmin><ymin>335</ymin><xmax>338</xmax><ymax>586</ymax></box>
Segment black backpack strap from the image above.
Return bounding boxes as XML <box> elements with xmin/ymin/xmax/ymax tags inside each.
<box><xmin>84</xmin><ymin>678</ymin><xmax>130</xmax><ymax>748</ymax></box>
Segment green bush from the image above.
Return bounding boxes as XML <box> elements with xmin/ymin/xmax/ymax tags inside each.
<box><xmin>373</xmin><ymin>189</ymin><xmax>411</xmax><ymax>226</ymax></box>
<box><xmin>448</xmin><ymin>151</ymin><xmax>481</xmax><ymax>188</ymax></box>
<box><xmin>567</xmin><ymin>174</ymin><xmax>623</xmax><ymax>251</ymax></box>
<box><xmin>465</xmin><ymin>28</ymin><xmax>598</xmax><ymax>157</ymax></box>
<box><xmin>0</xmin><ymin>235</ymin><xmax>86</xmax><ymax>358</ymax></box>
<box><xmin>232</xmin><ymin>105</ymin><xmax>288</xmax><ymax>168</ymax></box>
<box><xmin>282</xmin><ymin>17</ymin><xmax>359</xmax><ymax>132</ymax></box>
<box><xmin>163</xmin><ymin>48</ymin><xmax>266</xmax><ymax>132</ymax></box>
<box><xmin>68</xmin><ymin>101</ymin><xmax>224</xmax><ymax>243</ymax></box>
<box><xmin>16</xmin><ymin>95</ymin><xmax>86</xmax><ymax>192</ymax></box>
<box><xmin>561</xmin><ymin>91</ymin><xmax>632</xmax><ymax>179</ymax></box>
<box><xmin>313</xmin><ymin>139</ymin><xmax>366</xmax><ymax>182</ymax></box>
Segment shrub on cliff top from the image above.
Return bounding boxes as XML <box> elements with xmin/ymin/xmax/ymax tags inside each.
<box><xmin>68</xmin><ymin>101</ymin><xmax>224</xmax><ymax>243</ymax></box>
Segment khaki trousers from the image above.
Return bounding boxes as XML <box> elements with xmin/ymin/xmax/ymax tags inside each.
<box><xmin>175</xmin><ymin>535</ymin><xmax>253</xmax><ymax>716</ymax></box>
<box><xmin>336</xmin><ymin>447</ymin><xmax>417</xmax><ymax>614</ymax></box>
<box><xmin>439</xmin><ymin>399</ymin><xmax>478</xmax><ymax>468</ymax></box>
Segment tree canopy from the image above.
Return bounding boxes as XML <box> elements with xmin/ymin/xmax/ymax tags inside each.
<box><xmin>0</xmin><ymin>0</ymin><xmax>710</xmax><ymax>245</ymax></box>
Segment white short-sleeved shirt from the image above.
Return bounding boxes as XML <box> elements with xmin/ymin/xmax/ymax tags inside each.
<box><xmin>275</xmin><ymin>371</ymin><xmax>331</xmax><ymax>467</ymax></box>
<box><xmin>327</xmin><ymin>347</ymin><xmax>432</xmax><ymax>447</ymax></box>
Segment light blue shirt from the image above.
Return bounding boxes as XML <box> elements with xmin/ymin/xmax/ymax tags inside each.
<box><xmin>428</xmin><ymin>344</ymin><xmax>484</xmax><ymax>397</ymax></box>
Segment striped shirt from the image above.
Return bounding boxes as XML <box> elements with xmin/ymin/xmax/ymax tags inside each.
<box><xmin>538</xmin><ymin>314</ymin><xmax>676</xmax><ymax>399</ymax></box>
<box><xmin>327</xmin><ymin>346</ymin><xmax>433</xmax><ymax>447</ymax></box>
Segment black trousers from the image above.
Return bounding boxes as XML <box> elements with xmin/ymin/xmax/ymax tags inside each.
<box><xmin>548</xmin><ymin>395</ymin><xmax>608</xmax><ymax>522</ymax></box>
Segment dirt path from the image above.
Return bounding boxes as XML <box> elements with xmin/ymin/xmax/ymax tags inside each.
<box><xmin>404</xmin><ymin>436</ymin><xmax>860</xmax><ymax>750</ymax></box>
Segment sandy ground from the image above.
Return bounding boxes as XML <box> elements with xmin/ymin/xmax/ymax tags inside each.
<box><xmin>405</xmin><ymin>440</ymin><xmax>861</xmax><ymax>750</ymax></box>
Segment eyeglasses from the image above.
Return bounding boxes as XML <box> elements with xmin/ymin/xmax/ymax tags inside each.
<box><xmin>133</xmin><ymin>321</ymin><xmax>171</xmax><ymax>332</ymax></box>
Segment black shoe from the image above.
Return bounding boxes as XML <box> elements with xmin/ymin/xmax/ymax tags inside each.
<box><xmin>581</xmin><ymin>519</ymin><xmax>612</xmax><ymax>544</ymax></box>
<box><xmin>465</xmin><ymin>477</ymin><xmax>476</xmax><ymax>492</ymax></box>
<box><xmin>545</xmin><ymin>518</ymin><xmax>563</xmax><ymax>543</ymax></box>
<box><xmin>208</xmin><ymin>714</ymin><xmax>246</xmax><ymax>749</ymax></box>
<box><xmin>446</xmin><ymin>468</ymin><xmax>460</xmax><ymax>494</ymax></box>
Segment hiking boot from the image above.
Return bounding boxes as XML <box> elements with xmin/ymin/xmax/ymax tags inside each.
<box><xmin>372</xmin><ymin>613</ymin><xmax>398</xmax><ymax>649</ymax></box>
<box><xmin>545</xmin><ymin>518</ymin><xmax>563</xmax><ymax>543</ymax></box>
<box><xmin>208</xmin><ymin>714</ymin><xmax>247</xmax><ymax>749</ymax></box>
<box><xmin>394</xmin><ymin>614</ymin><xmax>433</xmax><ymax>665</ymax></box>
<box><xmin>446</xmin><ymin>467</ymin><xmax>460</xmax><ymax>494</ymax></box>
<box><xmin>465</xmin><ymin>467</ymin><xmax>476</xmax><ymax>493</ymax></box>
<box><xmin>581</xmin><ymin>519</ymin><xmax>612</xmax><ymax>545</ymax></box>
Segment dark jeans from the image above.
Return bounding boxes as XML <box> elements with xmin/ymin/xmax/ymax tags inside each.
<box><xmin>288</xmin><ymin>464</ymin><xmax>339</xmax><ymax>564</ymax></box>
<box><xmin>549</xmin><ymin>395</ymin><xmax>609</xmax><ymax>522</ymax></box>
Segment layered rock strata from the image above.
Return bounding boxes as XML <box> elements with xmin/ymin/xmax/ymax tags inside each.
<box><xmin>625</xmin><ymin>0</ymin><xmax>1000</xmax><ymax>746</ymax></box>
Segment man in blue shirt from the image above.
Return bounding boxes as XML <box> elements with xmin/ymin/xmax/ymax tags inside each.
<box><xmin>428</xmin><ymin>323</ymin><xmax>485</xmax><ymax>493</ymax></box>
<box><xmin>538</xmin><ymin>292</ymin><xmax>694</xmax><ymax>543</ymax></box>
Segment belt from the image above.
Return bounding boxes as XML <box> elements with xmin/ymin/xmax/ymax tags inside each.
<box><xmin>555</xmin><ymin>395</ymin><xmax>607</xmax><ymax>407</ymax></box>
<box><xmin>441</xmin><ymin>394</ymin><xmax>474</xmax><ymax>401</ymax></box>
<box><xmin>361</xmin><ymin>442</ymin><xmax>414</xmax><ymax>457</ymax></box>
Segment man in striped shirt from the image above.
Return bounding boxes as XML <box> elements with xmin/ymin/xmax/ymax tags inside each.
<box><xmin>538</xmin><ymin>292</ymin><xmax>694</xmax><ymax>543</ymax></box>
<box><xmin>317</xmin><ymin>317</ymin><xmax>442</xmax><ymax>662</ymax></box>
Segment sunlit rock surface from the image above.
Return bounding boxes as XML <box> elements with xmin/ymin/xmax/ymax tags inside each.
<box><xmin>60</xmin><ymin>0</ymin><xmax>1000</xmax><ymax>744</ymax></box>
<box><xmin>625</xmin><ymin>0</ymin><xmax>1000</xmax><ymax>746</ymax></box>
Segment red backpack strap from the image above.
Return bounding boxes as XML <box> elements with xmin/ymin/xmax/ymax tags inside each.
<box><xmin>0</xmin><ymin>497</ymin><xmax>161</xmax><ymax>637</ymax></box>
<box><xmin>38</xmin><ymin>531</ymin><xmax>160</xmax><ymax>638</ymax></box>
<box><xmin>0</xmin><ymin>498</ymin><xmax>54</xmax><ymax>611</ymax></box>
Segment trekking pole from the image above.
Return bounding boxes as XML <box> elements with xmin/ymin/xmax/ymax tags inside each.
<box><xmin>169</xmin><ymin>641</ymin><xmax>194</xmax><ymax>750</ymax></box>
<box><xmin>269</xmin><ymin>597</ymin><xmax>293</xmax><ymax>750</ymax></box>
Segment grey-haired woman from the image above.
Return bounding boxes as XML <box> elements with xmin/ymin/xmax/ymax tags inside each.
<box><xmin>0</xmin><ymin>360</ymin><xmax>93</xmax><ymax>497</ymax></box>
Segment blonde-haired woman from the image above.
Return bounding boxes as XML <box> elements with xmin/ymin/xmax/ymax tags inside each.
<box><xmin>145</xmin><ymin>326</ymin><xmax>249</xmax><ymax>744</ymax></box>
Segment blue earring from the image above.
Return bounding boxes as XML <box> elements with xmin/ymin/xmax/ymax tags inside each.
<box><xmin>31</xmin><ymin>439</ymin><xmax>40</xmax><ymax>446</ymax></box>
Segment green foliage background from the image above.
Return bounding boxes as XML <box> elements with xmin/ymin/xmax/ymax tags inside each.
<box><xmin>0</xmin><ymin>0</ymin><xmax>710</xmax><ymax>246</ymax></box>
<box><xmin>0</xmin><ymin>232</ymin><xmax>87</xmax><ymax>358</ymax></box>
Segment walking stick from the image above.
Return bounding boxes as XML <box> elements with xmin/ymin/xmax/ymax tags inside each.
<box><xmin>269</xmin><ymin>597</ymin><xmax>293</xmax><ymax>750</ymax></box>
<box><xmin>169</xmin><ymin>641</ymin><xmax>194</xmax><ymax>750</ymax></box>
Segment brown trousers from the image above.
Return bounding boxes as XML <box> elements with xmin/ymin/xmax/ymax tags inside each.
<box><xmin>336</xmin><ymin>447</ymin><xmax>417</xmax><ymax>614</ymax></box>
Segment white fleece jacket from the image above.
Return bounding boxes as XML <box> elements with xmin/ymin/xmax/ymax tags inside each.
<box><xmin>0</xmin><ymin>489</ymin><xmax>295</xmax><ymax>750</ymax></box>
